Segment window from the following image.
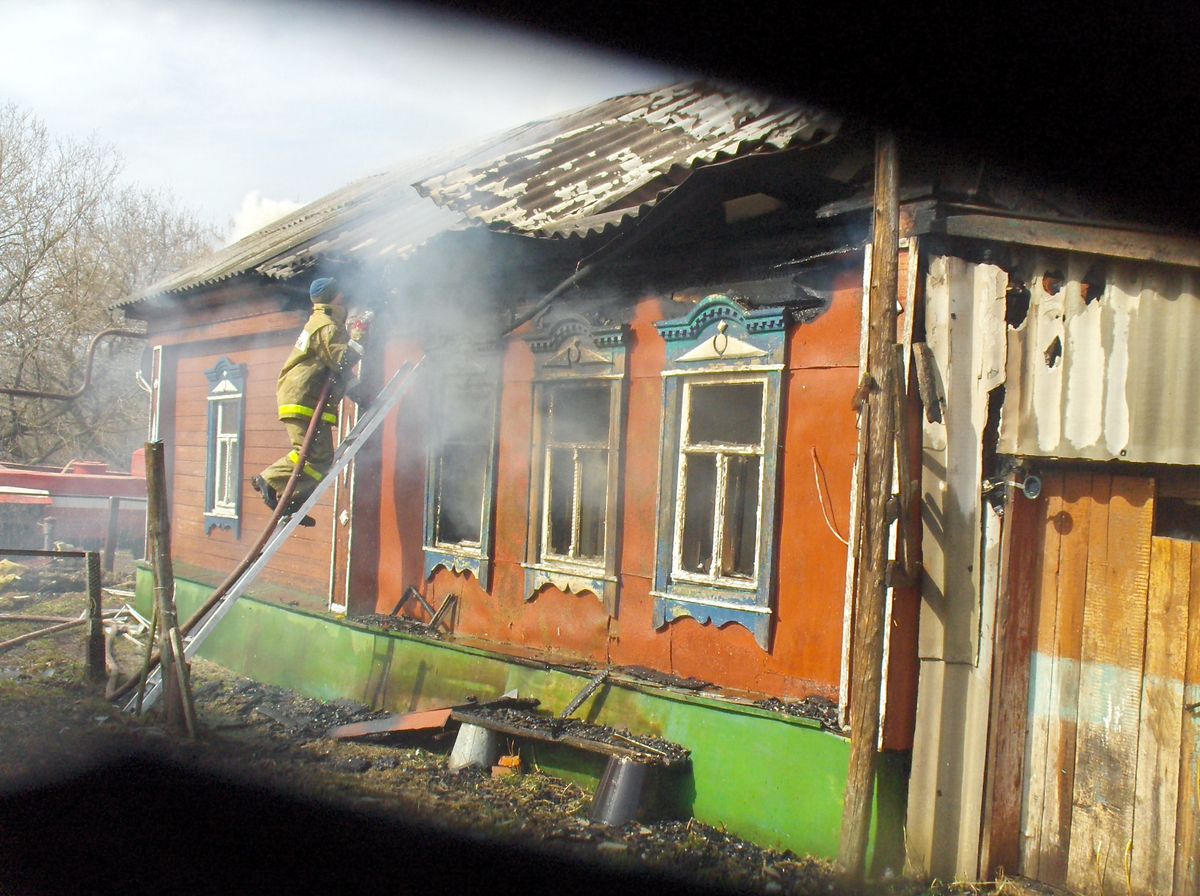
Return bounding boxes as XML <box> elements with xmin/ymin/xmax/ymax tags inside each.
<box><xmin>204</xmin><ymin>359</ymin><xmax>247</xmax><ymax>535</ymax></box>
<box><xmin>423</xmin><ymin>364</ymin><xmax>500</xmax><ymax>588</ymax></box>
<box><xmin>541</xmin><ymin>382</ymin><xmax>610</xmax><ymax>565</ymax></box>
<box><xmin>675</xmin><ymin>379</ymin><xmax>766</xmax><ymax>583</ymax></box>
<box><xmin>652</xmin><ymin>295</ymin><xmax>789</xmax><ymax>649</ymax></box>
<box><xmin>523</xmin><ymin>306</ymin><xmax>628</xmax><ymax>612</ymax></box>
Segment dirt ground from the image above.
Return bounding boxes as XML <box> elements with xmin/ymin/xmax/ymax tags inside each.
<box><xmin>0</xmin><ymin>557</ymin><xmax>1023</xmax><ymax>896</ymax></box>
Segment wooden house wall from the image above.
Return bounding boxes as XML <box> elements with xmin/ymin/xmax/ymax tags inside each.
<box><xmin>366</xmin><ymin>265</ymin><xmax>921</xmax><ymax>740</ymax></box>
<box><xmin>146</xmin><ymin>295</ymin><xmax>337</xmax><ymax>602</ymax></box>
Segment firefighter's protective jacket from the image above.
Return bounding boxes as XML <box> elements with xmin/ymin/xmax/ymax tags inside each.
<box><xmin>276</xmin><ymin>303</ymin><xmax>360</xmax><ymax>424</ymax></box>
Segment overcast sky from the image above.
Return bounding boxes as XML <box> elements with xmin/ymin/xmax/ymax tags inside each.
<box><xmin>0</xmin><ymin>0</ymin><xmax>683</xmax><ymax>243</ymax></box>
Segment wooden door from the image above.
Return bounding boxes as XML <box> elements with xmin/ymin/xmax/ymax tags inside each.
<box><xmin>991</xmin><ymin>470</ymin><xmax>1199</xmax><ymax>895</ymax></box>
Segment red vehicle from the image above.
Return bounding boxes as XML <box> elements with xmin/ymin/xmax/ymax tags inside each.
<box><xmin>0</xmin><ymin>451</ymin><xmax>147</xmax><ymax>553</ymax></box>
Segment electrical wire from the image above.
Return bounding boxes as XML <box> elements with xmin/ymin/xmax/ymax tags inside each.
<box><xmin>811</xmin><ymin>446</ymin><xmax>850</xmax><ymax>546</ymax></box>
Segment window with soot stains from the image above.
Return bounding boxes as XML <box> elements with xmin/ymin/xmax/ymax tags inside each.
<box><xmin>423</xmin><ymin>367</ymin><xmax>500</xmax><ymax>588</ymax></box>
<box><xmin>521</xmin><ymin>306</ymin><xmax>628</xmax><ymax>611</ymax></box>
<box><xmin>651</xmin><ymin>294</ymin><xmax>789</xmax><ymax>650</ymax></box>
<box><xmin>675</xmin><ymin>379</ymin><xmax>766</xmax><ymax>582</ymax></box>
<box><xmin>540</xmin><ymin>382</ymin><xmax>611</xmax><ymax>565</ymax></box>
<box><xmin>204</xmin><ymin>359</ymin><xmax>246</xmax><ymax>535</ymax></box>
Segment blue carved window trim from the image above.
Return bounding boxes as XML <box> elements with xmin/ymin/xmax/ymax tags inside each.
<box><xmin>522</xmin><ymin>306</ymin><xmax>628</xmax><ymax>614</ymax></box>
<box><xmin>204</xmin><ymin>358</ymin><xmax>247</xmax><ymax>536</ymax></box>
<box><xmin>422</xmin><ymin>353</ymin><xmax>502</xmax><ymax>590</ymax></box>
<box><xmin>651</xmin><ymin>295</ymin><xmax>789</xmax><ymax>649</ymax></box>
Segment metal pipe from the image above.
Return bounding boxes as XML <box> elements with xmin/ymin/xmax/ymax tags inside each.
<box><xmin>0</xmin><ymin>327</ymin><xmax>146</xmax><ymax>401</ymax></box>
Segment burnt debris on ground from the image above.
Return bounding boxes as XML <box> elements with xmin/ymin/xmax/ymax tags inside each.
<box><xmin>0</xmin><ymin>573</ymin><xmax>1016</xmax><ymax>896</ymax></box>
<box><xmin>454</xmin><ymin>703</ymin><xmax>692</xmax><ymax>767</ymax></box>
<box><xmin>757</xmin><ymin>696</ymin><xmax>842</xmax><ymax>732</ymax></box>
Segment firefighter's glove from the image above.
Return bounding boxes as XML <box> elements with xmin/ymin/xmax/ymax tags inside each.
<box><xmin>346</xmin><ymin>377</ymin><xmax>372</xmax><ymax>410</ymax></box>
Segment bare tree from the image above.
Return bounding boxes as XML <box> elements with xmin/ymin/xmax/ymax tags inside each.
<box><xmin>0</xmin><ymin>104</ymin><xmax>217</xmax><ymax>469</ymax></box>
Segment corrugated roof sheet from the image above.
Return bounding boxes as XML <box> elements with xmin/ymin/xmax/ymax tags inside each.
<box><xmin>124</xmin><ymin>80</ymin><xmax>839</xmax><ymax>305</ymax></box>
<box><xmin>415</xmin><ymin>81</ymin><xmax>840</xmax><ymax>237</ymax></box>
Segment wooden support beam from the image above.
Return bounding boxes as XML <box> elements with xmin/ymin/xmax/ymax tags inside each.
<box><xmin>839</xmin><ymin>131</ymin><xmax>900</xmax><ymax>881</ymax></box>
<box><xmin>144</xmin><ymin>441</ymin><xmax>196</xmax><ymax>736</ymax></box>
<box><xmin>103</xmin><ymin>497</ymin><xmax>120</xmax><ymax>573</ymax></box>
<box><xmin>85</xmin><ymin>551</ymin><xmax>104</xmax><ymax>682</ymax></box>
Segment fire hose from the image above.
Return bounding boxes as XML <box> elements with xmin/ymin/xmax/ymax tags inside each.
<box><xmin>109</xmin><ymin>374</ymin><xmax>336</xmax><ymax>703</ymax></box>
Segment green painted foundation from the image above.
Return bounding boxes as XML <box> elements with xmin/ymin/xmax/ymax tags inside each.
<box><xmin>140</xmin><ymin>567</ymin><xmax>906</xmax><ymax>868</ymax></box>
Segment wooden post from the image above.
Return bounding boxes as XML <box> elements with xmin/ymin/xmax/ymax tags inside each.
<box><xmin>84</xmin><ymin>551</ymin><xmax>105</xmax><ymax>682</ymax></box>
<box><xmin>103</xmin><ymin>497</ymin><xmax>120</xmax><ymax>573</ymax></box>
<box><xmin>839</xmin><ymin>131</ymin><xmax>900</xmax><ymax>880</ymax></box>
<box><xmin>144</xmin><ymin>441</ymin><xmax>195</xmax><ymax>735</ymax></box>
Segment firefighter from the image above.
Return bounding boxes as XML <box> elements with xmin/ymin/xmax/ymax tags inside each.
<box><xmin>251</xmin><ymin>276</ymin><xmax>369</xmax><ymax>523</ymax></box>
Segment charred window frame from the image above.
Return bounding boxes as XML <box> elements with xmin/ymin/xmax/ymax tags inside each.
<box><xmin>523</xmin><ymin>307</ymin><xmax>628</xmax><ymax>613</ymax></box>
<box><xmin>422</xmin><ymin>355</ymin><xmax>501</xmax><ymax>589</ymax></box>
<box><xmin>652</xmin><ymin>295</ymin><xmax>788</xmax><ymax>649</ymax></box>
<box><xmin>204</xmin><ymin>358</ymin><xmax>247</xmax><ymax>536</ymax></box>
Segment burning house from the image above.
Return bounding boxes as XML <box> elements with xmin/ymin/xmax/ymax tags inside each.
<box><xmin>118</xmin><ymin>81</ymin><xmax>1199</xmax><ymax>894</ymax></box>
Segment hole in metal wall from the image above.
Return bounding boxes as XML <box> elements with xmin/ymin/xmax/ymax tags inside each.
<box><xmin>1005</xmin><ymin>282</ymin><xmax>1031</xmax><ymax>328</ymax></box>
<box><xmin>1044</xmin><ymin>336</ymin><xmax>1063</xmax><ymax>368</ymax></box>
<box><xmin>1154</xmin><ymin>497</ymin><xmax>1200</xmax><ymax>542</ymax></box>
<box><xmin>1081</xmin><ymin>265</ymin><xmax>1106</xmax><ymax>305</ymax></box>
<box><xmin>1042</xmin><ymin>270</ymin><xmax>1065</xmax><ymax>295</ymax></box>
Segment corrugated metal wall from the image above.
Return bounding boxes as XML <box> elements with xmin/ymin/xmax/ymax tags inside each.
<box><xmin>999</xmin><ymin>254</ymin><xmax>1200</xmax><ymax>465</ymax></box>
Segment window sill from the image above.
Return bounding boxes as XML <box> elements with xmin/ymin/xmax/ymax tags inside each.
<box><xmin>651</xmin><ymin>587</ymin><xmax>771</xmax><ymax>650</ymax></box>
<box><xmin>204</xmin><ymin>512</ymin><xmax>240</xmax><ymax>536</ymax></box>
<box><xmin>522</xmin><ymin>562</ymin><xmax>615</xmax><ymax>604</ymax></box>
<box><xmin>424</xmin><ymin>546</ymin><xmax>489</xmax><ymax>588</ymax></box>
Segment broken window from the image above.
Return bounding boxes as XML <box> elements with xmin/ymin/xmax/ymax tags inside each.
<box><xmin>675</xmin><ymin>381</ymin><xmax>765</xmax><ymax>581</ymax></box>
<box><xmin>651</xmin><ymin>294</ymin><xmax>789</xmax><ymax>650</ymax></box>
<box><xmin>423</xmin><ymin>364</ymin><xmax>500</xmax><ymax>588</ymax></box>
<box><xmin>204</xmin><ymin>359</ymin><xmax>246</xmax><ymax>535</ymax></box>
<box><xmin>540</xmin><ymin>383</ymin><xmax>611</xmax><ymax>564</ymax></box>
<box><xmin>522</xmin><ymin>306</ymin><xmax>628</xmax><ymax>612</ymax></box>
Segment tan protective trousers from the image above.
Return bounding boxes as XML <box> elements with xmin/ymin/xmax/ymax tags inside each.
<box><xmin>259</xmin><ymin>419</ymin><xmax>334</xmax><ymax>506</ymax></box>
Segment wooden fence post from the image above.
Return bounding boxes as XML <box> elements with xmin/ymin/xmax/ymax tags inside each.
<box><xmin>144</xmin><ymin>441</ymin><xmax>196</xmax><ymax>736</ymax></box>
<box><xmin>84</xmin><ymin>551</ymin><xmax>105</xmax><ymax>682</ymax></box>
<box><xmin>103</xmin><ymin>497</ymin><xmax>120</xmax><ymax>573</ymax></box>
<box><xmin>839</xmin><ymin>130</ymin><xmax>900</xmax><ymax>881</ymax></box>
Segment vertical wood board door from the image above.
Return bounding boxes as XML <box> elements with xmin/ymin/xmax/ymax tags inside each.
<box><xmin>1009</xmin><ymin>470</ymin><xmax>1199</xmax><ymax>896</ymax></box>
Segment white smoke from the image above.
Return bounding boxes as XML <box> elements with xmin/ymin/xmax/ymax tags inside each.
<box><xmin>225</xmin><ymin>190</ymin><xmax>304</xmax><ymax>245</ymax></box>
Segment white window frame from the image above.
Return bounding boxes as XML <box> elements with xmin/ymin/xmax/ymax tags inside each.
<box><xmin>521</xmin><ymin>306</ymin><xmax>628</xmax><ymax>613</ymax></box>
<box><xmin>537</xmin><ymin>381</ymin><xmax>612</xmax><ymax>576</ymax></box>
<box><xmin>650</xmin><ymin>294</ymin><xmax>789</xmax><ymax>650</ymax></box>
<box><xmin>209</xmin><ymin>390</ymin><xmax>241</xmax><ymax>517</ymax></box>
<box><xmin>203</xmin><ymin>358</ymin><xmax>247</xmax><ymax>536</ymax></box>
<box><xmin>670</xmin><ymin>373</ymin><xmax>768</xmax><ymax>591</ymax></box>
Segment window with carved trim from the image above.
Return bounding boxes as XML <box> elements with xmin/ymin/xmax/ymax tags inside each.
<box><xmin>204</xmin><ymin>359</ymin><xmax>247</xmax><ymax>535</ymax></box>
<box><xmin>523</xmin><ymin>306</ymin><xmax>627</xmax><ymax>613</ymax></box>
<box><xmin>675</xmin><ymin>378</ymin><xmax>766</xmax><ymax>583</ymax></box>
<box><xmin>652</xmin><ymin>295</ymin><xmax>788</xmax><ymax>649</ymax></box>
<box><xmin>423</xmin><ymin>364</ymin><xmax>500</xmax><ymax>588</ymax></box>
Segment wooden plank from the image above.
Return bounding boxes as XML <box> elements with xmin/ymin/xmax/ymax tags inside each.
<box><xmin>1066</xmin><ymin>474</ymin><xmax>1153</xmax><ymax>896</ymax></box>
<box><xmin>1018</xmin><ymin>471</ymin><xmax>1065</xmax><ymax>880</ymax></box>
<box><xmin>448</xmin><ymin>709</ymin><xmax>687</xmax><ymax>768</ymax></box>
<box><xmin>983</xmin><ymin>470</ymin><xmax>1056</xmax><ymax>878</ymax></box>
<box><xmin>1176</xmin><ymin>542</ymin><xmax>1200</xmax><ymax>896</ymax></box>
<box><xmin>1037</xmin><ymin>470</ymin><xmax>1092</xmax><ymax>888</ymax></box>
<box><xmin>1131</xmin><ymin>537</ymin><xmax>1190</xmax><ymax>894</ymax></box>
<box><xmin>943</xmin><ymin>214</ymin><xmax>1200</xmax><ymax>269</ymax></box>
